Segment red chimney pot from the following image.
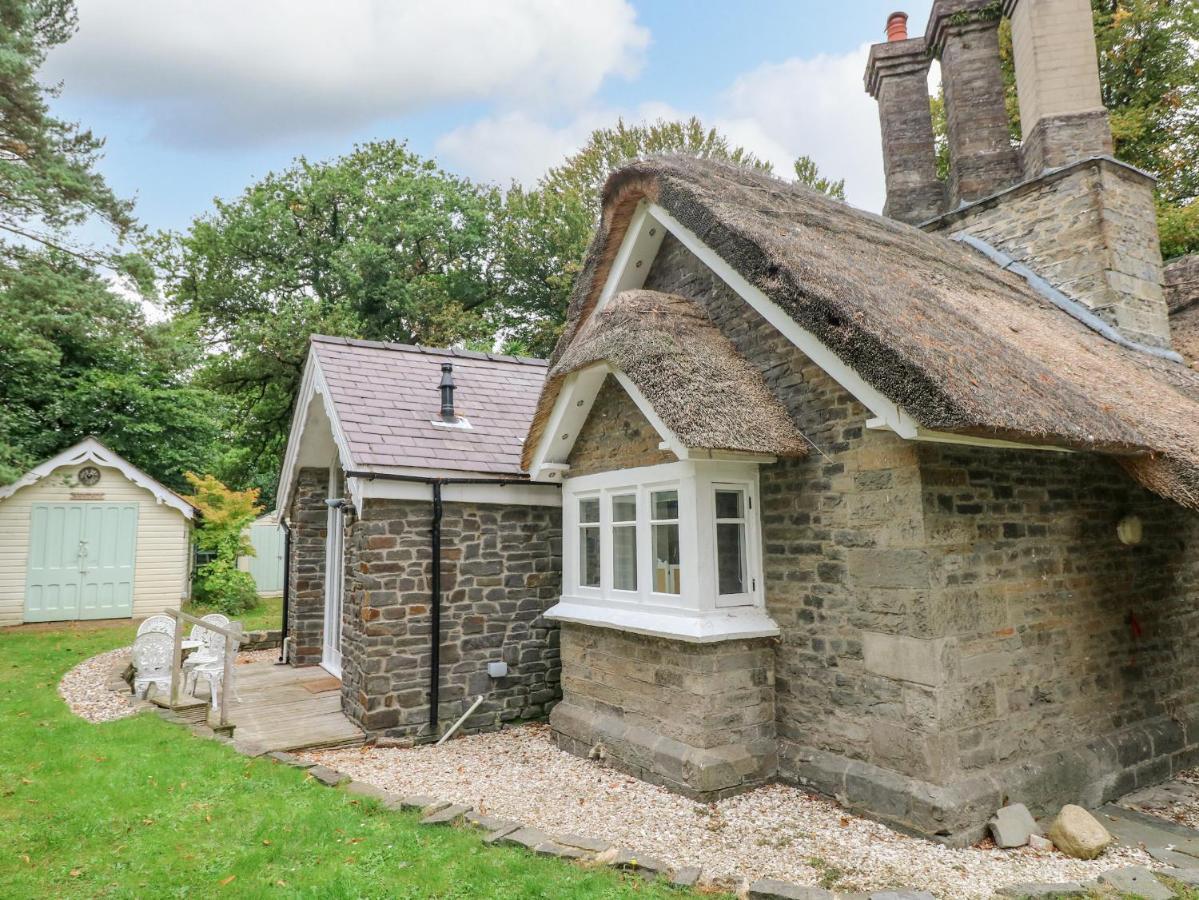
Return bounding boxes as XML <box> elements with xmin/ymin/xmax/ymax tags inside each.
<box><xmin>886</xmin><ymin>11</ymin><xmax>909</xmax><ymax>42</ymax></box>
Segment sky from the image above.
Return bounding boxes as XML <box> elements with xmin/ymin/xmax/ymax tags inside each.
<box><xmin>43</xmin><ymin>0</ymin><xmax>936</xmax><ymax>241</ymax></box>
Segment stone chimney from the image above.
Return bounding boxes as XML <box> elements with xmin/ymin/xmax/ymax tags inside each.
<box><xmin>865</xmin><ymin>12</ymin><xmax>946</xmax><ymax>224</ymax></box>
<box><xmin>1003</xmin><ymin>0</ymin><xmax>1113</xmax><ymax>177</ymax></box>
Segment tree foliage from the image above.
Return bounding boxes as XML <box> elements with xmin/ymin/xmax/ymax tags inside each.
<box><xmin>182</xmin><ymin>473</ymin><xmax>262</xmax><ymax>615</ymax></box>
<box><xmin>794</xmin><ymin>155</ymin><xmax>846</xmax><ymax>201</ymax></box>
<box><xmin>153</xmin><ymin>141</ymin><xmax>506</xmax><ymax>496</ymax></box>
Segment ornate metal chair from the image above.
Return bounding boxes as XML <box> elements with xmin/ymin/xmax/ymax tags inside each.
<box><xmin>131</xmin><ymin>632</ymin><xmax>173</xmax><ymax>699</ymax></box>
<box><xmin>136</xmin><ymin>614</ymin><xmax>175</xmax><ymax>638</ymax></box>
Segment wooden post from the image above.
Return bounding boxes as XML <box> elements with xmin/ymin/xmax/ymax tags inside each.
<box><xmin>170</xmin><ymin>609</ymin><xmax>184</xmax><ymax>706</ymax></box>
<box><xmin>219</xmin><ymin>623</ymin><xmax>242</xmax><ymax>727</ymax></box>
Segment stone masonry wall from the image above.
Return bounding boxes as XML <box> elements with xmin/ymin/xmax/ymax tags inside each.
<box><xmin>925</xmin><ymin>158</ymin><xmax>1171</xmax><ymax>350</ymax></box>
<box><xmin>285</xmin><ymin>467</ymin><xmax>329</xmax><ymax>666</ymax></box>
<box><xmin>567</xmin><ymin>375</ymin><xmax>677</xmax><ymax>476</ymax></box>
<box><xmin>642</xmin><ymin>235</ymin><xmax>936</xmax><ymax>774</ymax></box>
<box><xmin>339</xmin><ymin>498</ymin><xmax>562</xmax><ymax>739</ymax></box>
<box><xmin>552</xmin><ymin>623</ymin><xmax>776</xmax><ymax>800</ymax></box>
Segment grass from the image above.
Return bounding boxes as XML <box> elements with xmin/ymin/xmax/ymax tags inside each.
<box><xmin>0</xmin><ymin>621</ymin><xmax>697</xmax><ymax>898</ymax></box>
<box><xmin>182</xmin><ymin>594</ymin><xmax>283</xmax><ymax>633</ymax></box>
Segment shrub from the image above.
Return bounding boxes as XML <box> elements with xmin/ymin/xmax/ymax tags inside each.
<box><xmin>183</xmin><ymin>473</ymin><xmax>263</xmax><ymax>615</ymax></box>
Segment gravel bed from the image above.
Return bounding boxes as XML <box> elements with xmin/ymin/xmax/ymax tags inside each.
<box><xmin>58</xmin><ymin>647</ymin><xmax>136</xmax><ymax>723</ymax></box>
<box><xmin>305</xmin><ymin>724</ymin><xmax>1154</xmax><ymax>898</ymax></box>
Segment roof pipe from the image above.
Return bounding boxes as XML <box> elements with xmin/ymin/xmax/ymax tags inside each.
<box><xmin>276</xmin><ymin>521</ymin><xmax>291</xmax><ymax>664</ymax></box>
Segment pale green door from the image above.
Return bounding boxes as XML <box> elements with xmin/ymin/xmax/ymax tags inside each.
<box><xmin>25</xmin><ymin>503</ymin><xmax>138</xmax><ymax>622</ymax></box>
<box><xmin>246</xmin><ymin>520</ymin><xmax>285</xmax><ymax>593</ymax></box>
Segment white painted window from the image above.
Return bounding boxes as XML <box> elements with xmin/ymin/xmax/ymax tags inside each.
<box><xmin>550</xmin><ymin>460</ymin><xmax>778</xmax><ymax>642</ymax></box>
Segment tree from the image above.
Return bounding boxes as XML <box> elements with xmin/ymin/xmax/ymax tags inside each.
<box><xmin>0</xmin><ymin>0</ymin><xmax>136</xmax><ymax>267</ymax></box>
<box><xmin>153</xmin><ymin>141</ymin><xmax>507</xmax><ymax>497</ymax></box>
<box><xmin>182</xmin><ymin>473</ymin><xmax>262</xmax><ymax>615</ymax></box>
<box><xmin>497</xmin><ymin>118</ymin><xmax>843</xmax><ymax>357</ymax></box>
<box><xmin>0</xmin><ymin>248</ymin><xmax>225</xmax><ymax>487</ymax></box>
<box><xmin>794</xmin><ymin>155</ymin><xmax>846</xmax><ymax>201</ymax></box>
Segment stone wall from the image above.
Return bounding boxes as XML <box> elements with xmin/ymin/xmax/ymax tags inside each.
<box><xmin>924</xmin><ymin>158</ymin><xmax>1171</xmax><ymax>350</ymax></box>
<box><xmin>340</xmin><ymin>497</ymin><xmax>562</xmax><ymax>739</ymax></box>
<box><xmin>552</xmin><ymin>623</ymin><xmax>776</xmax><ymax>800</ymax></box>
<box><xmin>285</xmin><ymin>467</ymin><xmax>329</xmax><ymax>666</ymax></box>
<box><xmin>567</xmin><ymin>375</ymin><xmax>677</xmax><ymax>476</ymax></box>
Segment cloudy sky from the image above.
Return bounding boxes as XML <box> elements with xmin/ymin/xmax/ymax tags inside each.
<box><xmin>44</xmin><ymin>0</ymin><xmax>935</xmax><ymax>236</ymax></box>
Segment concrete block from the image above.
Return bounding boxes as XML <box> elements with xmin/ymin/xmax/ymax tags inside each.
<box><xmin>862</xmin><ymin>633</ymin><xmax>953</xmax><ymax>687</ymax></box>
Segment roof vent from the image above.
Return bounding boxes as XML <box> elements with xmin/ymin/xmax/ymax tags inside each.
<box><xmin>432</xmin><ymin>362</ymin><xmax>472</xmax><ymax>430</ymax></box>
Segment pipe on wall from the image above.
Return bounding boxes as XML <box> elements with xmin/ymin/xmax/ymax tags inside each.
<box><xmin>277</xmin><ymin>521</ymin><xmax>291</xmax><ymax>664</ymax></box>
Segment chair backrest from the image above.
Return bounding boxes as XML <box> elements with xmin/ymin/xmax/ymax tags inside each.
<box><xmin>201</xmin><ymin>613</ymin><xmax>231</xmax><ymax>628</ymax></box>
<box><xmin>137</xmin><ymin>614</ymin><xmax>175</xmax><ymax>637</ymax></box>
<box><xmin>132</xmin><ymin>632</ymin><xmax>173</xmax><ymax>672</ymax></box>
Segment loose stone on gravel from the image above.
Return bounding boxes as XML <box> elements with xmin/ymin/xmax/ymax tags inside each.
<box><xmin>994</xmin><ymin>884</ymin><xmax>1087</xmax><ymax>899</ymax></box>
<box><xmin>421</xmin><ymin>803</ymin><xmax>470</xmax><ymax>825</ymax></box>
<box><xmin>749</xmin><ymin>878</ymin><xmax>833</xmax><ymax>899</ymax></box>
<box><xmin>307</xmin><ymin>765</ymin><xmax>349</xmax><ymax>787</ymax></box>
<box><xmin>1047</xmin><ymin>805</ymin><xmax>1112</xmax><ymax>860</ymax></box>
<box><xmin>671</xmin><ymin>865</ymin><xmax>702</xmax><ymax>887</ymax></box>
<box><xmin>989</xmin><ymin>804</ymin><xmax>1042</xmax><ymax>848</ymax></box>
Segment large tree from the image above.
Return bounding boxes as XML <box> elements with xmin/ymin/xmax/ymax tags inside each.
<box><xmin>0</xmin><ymin>0</ymin><xmax>222</xmax><ymax>487</ymax></box>
<box><xmin>154</xmin><ymin>141</ymin><xmax>507</xmax><ymax>497</ymax></box>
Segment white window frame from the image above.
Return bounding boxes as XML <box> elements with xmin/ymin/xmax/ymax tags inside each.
<box><xmin>551</xmin><ymin>460</ymin><xmax>778</xmax><ymax>643</ymax></box>
<box><xmin>711</xmin><ymin>483</ymin><xmax>753</xmax><ymax>608</ymax></box>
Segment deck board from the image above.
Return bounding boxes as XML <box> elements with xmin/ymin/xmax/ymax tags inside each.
<box><xmin>222</xmin><ymin>660</ymin><xmax>365</xmax><ymax>752</ymax></box>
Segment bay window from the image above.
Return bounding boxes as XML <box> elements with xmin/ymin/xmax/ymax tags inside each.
<box><xmin>549</xmin><ymin>460</ymin><xmax>778</xmax><ymax>642</ymax></box>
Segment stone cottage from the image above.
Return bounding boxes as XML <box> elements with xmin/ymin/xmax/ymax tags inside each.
<box><xmin>278</xmin><ymin>0</ymin><xmax>1199</xmax><ymax>845</ymax></box>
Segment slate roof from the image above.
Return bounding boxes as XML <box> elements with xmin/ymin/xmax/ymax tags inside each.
<box><xmin>311</xmin><ymin>335</ymin><xmax>546</xmax><ymax>476</ymax></box>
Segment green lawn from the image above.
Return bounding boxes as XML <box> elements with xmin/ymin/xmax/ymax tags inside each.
<box><xmin>0</xmin><ymin>622</ymin><xmax>694</xmax><ymax>898</ymax></box>
<box><xmin>183</xmin><ymin>594</ymin><xmax>283</xmax><ymax>633</ymax></box>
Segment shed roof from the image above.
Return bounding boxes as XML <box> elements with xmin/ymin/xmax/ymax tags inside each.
<box><xmin>549</xmin><ymin>289</ymin><xmax>808</xmax><ymax>458</ymax></box>
<box><xmin>311</xmin><ymin>336</ymin><xmax>547</xmax><ymax>476</ymax></box>
<box><xmin>530</xmin><ymin>155</ymin><xmax>1199</xmax><ymax>508</ymax></box>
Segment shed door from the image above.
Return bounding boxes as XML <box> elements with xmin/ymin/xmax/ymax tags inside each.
<box><xmin>25</xmin><ymin>503</ymin><xmax>138</xmax><ymax>622</ymax></box>
<box><xmin>247</xmin><ymin>520</ymin><xmax>285</xmax><ymax>593</ymax></box>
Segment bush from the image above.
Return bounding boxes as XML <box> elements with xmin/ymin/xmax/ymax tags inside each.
<box><xmin>183</xmin><ymin>473</ymin><xmax>263</xmax><ymax>616</ymax></box>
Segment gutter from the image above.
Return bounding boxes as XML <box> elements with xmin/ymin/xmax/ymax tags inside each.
<box><xmin>343</xmin><ymin>469</ymin><xmax>561</xmax><ymax>737</ymax></box>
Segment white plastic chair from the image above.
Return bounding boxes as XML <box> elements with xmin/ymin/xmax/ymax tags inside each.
<box><xmin>131</xmin><ymin>632</ymin><xmax>173</xmax><ymax>699</ymax></box>
<box><xmin>137</xmin><ymin>614</ymin><xmax>175</xmax><ymax>638</ymax></box>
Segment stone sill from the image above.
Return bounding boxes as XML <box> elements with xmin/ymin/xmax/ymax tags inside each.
<box><xmin>545</xmin><ymin>599</ymin><xmax>780</xmax><ymax>643</ymax></box>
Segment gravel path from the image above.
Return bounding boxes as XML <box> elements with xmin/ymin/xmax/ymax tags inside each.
<box><xmin>58</xmin><ymin>647</ymin><xmax>136</xmax><ymax>723</ymax></box>
<box><xmin>305</xmin><ymin>724</ymin><xmax>1153</xmax><ymax>898</ymax></box>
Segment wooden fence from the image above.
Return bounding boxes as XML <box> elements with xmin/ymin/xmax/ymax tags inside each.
<box><xmin>164</xmin><ymin>609</ymin><xmax>243</xmax><ymax>727</ymax></box>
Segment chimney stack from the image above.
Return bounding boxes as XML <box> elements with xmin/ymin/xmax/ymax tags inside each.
<box><xmin>865</xmin><ymin>12</ymin><xmax>946</xmax><ymax>224</ymax></box>
<box><xmin>1003</xmin><ymin>0</ymin><xmax>1113</xmax><ymax>176</ymax></box>
<box><xmin>927</xmin><ymin>0</ymin><xmax>1023</xmax><ymax>206</ymax></box>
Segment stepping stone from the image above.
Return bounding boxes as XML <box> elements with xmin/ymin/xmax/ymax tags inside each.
<box><xmin>482</xmin><ymin>822</ymin><xmax>522</xmax><ymax>843</ymax></box>
<box><xmin>396</xmin><ymin>795</ymin><xmax>442</xmax><ymax>811</ymax></box>
<box><xmin>554</xmin><ymin>833</ymin><xmax>613</xmax><ymax>853</ymax></box>
<box><xmin>989</xmin><ymin>803</ymin><xmax>1042</xmax><ymax>848</ymax></box>
<box><xmin>994</xmin><ymin>886</ymin><xmax>1087</xmax><ymax>899</ymax></box>
<box><xmin>869</xmin><ymin>893</ymin><xmax>935</xmax><ymax>900</ymax></box>
<box><xmin>532</xmin><ymin>841</ymin><xmax>591</xmax><ymax>860</ymax></box>
<box><xmin>489</xmin><ymin>826</ymin><xmax>549</xmax><ymax>849</ymax></box>
<box><xmin>1098</xmin><ymin>803</ymin><xmax>1199</xmax><ymax>856</ymax></box>
<box><xmin>671</xmin><ymin>866</ymin><xmax>702</xmax><ymax>888</ymax></box>
<box><xmin>749</xmin><ymin>879</ymin><xmax>833</xmax><ymax>899</ymax></box>
<box><xmin>602</xmin><ymin>848</ymin><xmax>668</xmax><ymax>878</ymax></box>
<box><xmin>464</xmin><ymin>811</ymin><xmax>519</xmax><ymax>832</ymax></box>
<box><xmin>421</xmin><ymin>803</ymin><xmax>470</xmax><ymax>825</ymax></box>
<box><xmin>343</xmin><ymin>781</ymin><xmax>395</xmax><ymax>803</ymax></box>
<box><xmin>266</xmin><ymin>750</ymin><xmax>314</xmax><ymax>769</ymax></box>
<box><xmin>1168</xmin><ymin>869</ymin><xmax>1199</xmax><ymax>886</ymax></box>
<box><xmin>307</xmin><ymin>765</ymin><xmax>349</xmax><ymax>787</ymax></box>
<box><xmin>1097</xmin><ymin>866</ymin><xmax>1173</xmax><ymax>900</ymax></box>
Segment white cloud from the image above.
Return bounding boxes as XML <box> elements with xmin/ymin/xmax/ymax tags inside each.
<box><xmin>437</xmin><ymin>43</ymin><xmax>889</xmax><ymax>211</ymax></box>
<box><xmin>46</xmin><ymin>0</ymin><xmax>648</xmax><ymax>147</ymax></box>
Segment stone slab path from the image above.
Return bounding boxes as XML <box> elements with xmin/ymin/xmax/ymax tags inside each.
<box><xmin>1097</xmin><ymin>802</ymin><xmax>1199</xmax><ymax>870</ymax></box>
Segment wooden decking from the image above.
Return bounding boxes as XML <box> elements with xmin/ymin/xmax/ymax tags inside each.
<box><xmin>222</xmin><ymin>659</ymin><xmax>365</xmax><ymax>753</ymax></box>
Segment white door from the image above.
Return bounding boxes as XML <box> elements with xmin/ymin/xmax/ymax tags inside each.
<box><xmin>322</xmin><ymin>466</ymin><xmax>345</xmax><ymax>677</ymax></box>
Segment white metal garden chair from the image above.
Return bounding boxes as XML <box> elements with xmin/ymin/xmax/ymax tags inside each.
<box><xmin>131</xmin><ymin>632</ymin><xmax>173</xmax><ymax>699</ymax></box>
<box><xmin>136</xmin><ymin>614</ymin><xmax>175</xmax><ymax>638</ymax></box>
<box><xmin>183</xmin><ymin>614</ymin><xmax>240</xmax><ymax>709</ymax></box>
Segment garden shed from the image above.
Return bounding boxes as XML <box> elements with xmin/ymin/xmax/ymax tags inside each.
<box><xmin>0</xmin><ymin>438</ymin><xmax>195</xmax><ymax>625</ymax></box>
<box><xmin>240</xmin><ymin>511</ymin><xmax>285</xmax><ymax>596</ymax></box>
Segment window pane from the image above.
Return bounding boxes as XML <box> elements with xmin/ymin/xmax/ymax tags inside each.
<box><xmin>579</xmin><ymin>497</ymin><xmax>599</xmax><ymax>524</ymax></box>
<box><xmin>716</xmin><ymin>522</ymin><xmax>745</xmax><ymax>595</ymax></box>
<box><xmin>612</xmin><ymin>493</ymin><xmax>636</xmax><ymax>523</ymax></box>
<box><xmin>652</xmin><ymin>490</ymin><xmax>679</xmax><ymax>520</ymax></box>
<box><xmin>613</xmin><ymin>525</ymin><xmax>637</xmax><ymax>590</ymax></box>
<box><xmin>580</xmin><ymin>526</ymin><xmax>600</xmax><ymax>587</ymax></box>
<box><xmin>715</xmin><ymin>489</ymin><xmax>743</xmax><ymax>520</ymax></box>
<box><xmin>652</xmin><ymin>522</ymin><xmax>681</xmax><ymax>594</ymax></box>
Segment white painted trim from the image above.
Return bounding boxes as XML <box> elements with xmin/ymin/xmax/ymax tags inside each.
<box><xmin>545</xmin><ymin>600</ymin><xmax>779</xmax><ymax>643</ymax></box>
<box><xmin>0</xmin><ymin>437</ymin><xmax>194</xmax><ymax>519</ymax></box>
<box><xmin>593</xmin><ymin>201</ymin><xmax>666</xmax><ymax>314</ymax></box>
<box><xmin>866</xmin><ymin>419</ymin><xmax>1076</xmax><ymax>454</ymax></box>
<box><xmin>356</xmin><ymin>478</ymin><xmax>561</xmax><ymax>507</ymax></box>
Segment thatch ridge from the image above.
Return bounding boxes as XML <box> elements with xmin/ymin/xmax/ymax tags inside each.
<box><xmin>551</xmin><ymin>289</ymin><xmax>808</xmax><ymax>458</ymax></box>
<box><xmin>526</xmin><ymin>155</ymin><xmax>1199</xmax><ymax>508</ymax></box>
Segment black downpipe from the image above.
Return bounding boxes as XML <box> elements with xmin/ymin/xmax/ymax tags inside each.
<box><xmin>429</xmin><ymin>480</ymin><xmax>443</xmax><ymax>736</ymax></box>
<box><xmin>342</xmin><ymin>469</ymin><xmax>560</xmax><ymax>735</ymax></box>
<box><xmin>278</xmin><ymin>522</ymin><xmax>291</xmax><ymax>663</ymax></box>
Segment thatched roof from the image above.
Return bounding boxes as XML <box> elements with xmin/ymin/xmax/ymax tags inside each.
<box><xmin>550</xmin><ymin>289</ymin><xmax>808</xmax><ymax>458</ymax></box>
<box><xmin>1166</xmin><ymin>255</ymin><xmax>1199</xmax><ymax>369</ymax></box>
<box><xmin>527</xmin><ymin>155</ymin><xmax>1199</xmax><ymax>509</ymax></box>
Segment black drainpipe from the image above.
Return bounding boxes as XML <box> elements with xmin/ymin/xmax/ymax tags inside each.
<box><xmin>344</xmin><ymin>469</ymin><xmax>560</xmax><ymax>738</ymax></box>
<box><xmin>277</xmin><ymin>522</ymin><xmax>291</xmax><ymax>664</ymax></box>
